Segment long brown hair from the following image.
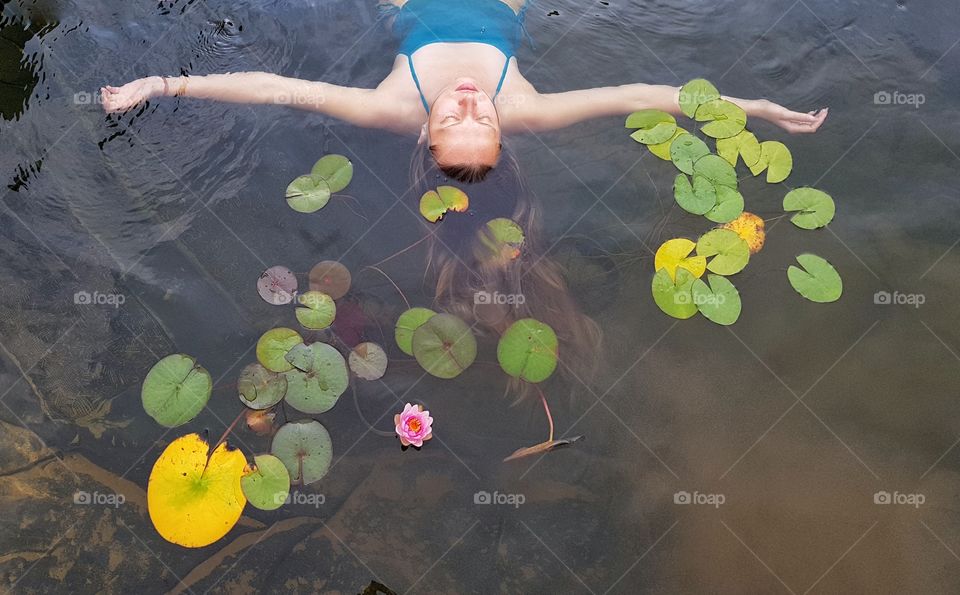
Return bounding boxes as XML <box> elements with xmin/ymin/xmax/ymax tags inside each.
<box><xmin>410</xmin><ymin>140</ymin><xmax>602</xmax><ymax>398</ymax></box>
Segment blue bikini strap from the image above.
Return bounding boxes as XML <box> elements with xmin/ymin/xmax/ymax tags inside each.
<box><xmin>493</xmin><ymin>55</ymin><xmax>511</xmax><ymax>99</ymax></box>
<box><xmin>407</xmin><ymin>54</ymin><xmax>431</xmax><ymax>115</ymax></box>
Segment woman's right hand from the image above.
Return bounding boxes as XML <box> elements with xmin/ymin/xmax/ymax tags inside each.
<box><xmin>100</xmin><ymin>76</ymin><xmax>165</xmax><ymax>113</ymax></box>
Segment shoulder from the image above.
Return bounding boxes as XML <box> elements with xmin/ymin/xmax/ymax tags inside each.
<box><xmin>494</xmin><ymin>60</ymin><xmax>540</xmax><ymax>134</ymax></box>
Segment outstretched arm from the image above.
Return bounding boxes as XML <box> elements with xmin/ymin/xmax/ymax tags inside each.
<box><xmin>514</xmin><ymin>83</ymin><xmax>827</xmax><ymax>134</ymax></box>
<box><xmin>100</xmin><ymin>72</ymin><xmax>405</xmax><ymax>131</ymax></box>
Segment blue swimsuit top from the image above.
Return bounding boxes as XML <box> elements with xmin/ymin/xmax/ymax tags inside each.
<box><xmin>386</xmin><ymin>0</ymin><xmax>529</xmax><ymax>114</ymax></box>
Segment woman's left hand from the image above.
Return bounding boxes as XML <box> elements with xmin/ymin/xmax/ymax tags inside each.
<box><xmin>758</xmin><ymin>100</ymin><xmax>829</xmax><ymax>134</ymax></box>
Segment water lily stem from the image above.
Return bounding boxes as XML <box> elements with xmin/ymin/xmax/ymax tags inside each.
<box><xmin>362</xmin><ymin>265</ymin><xmax>411</xmax><ymax>310</ymax></box>
<box><xmin>537</xmin><ymin>385</ymin><xmax>554</xmax><ymax>442</ymax></box>
<box><xmin>365</xmin><ymin>233</ymin><xmax>434</xmax><ymax>269</ymax></box>
<box><xmin>213</xmin><ymin>409</ymin><xmax>246</xmax><ymax>453</ymax></box>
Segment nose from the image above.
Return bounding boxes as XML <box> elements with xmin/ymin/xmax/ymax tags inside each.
<box><xmin>458</xmin><ymin>93</ymin><xmax>478</xmax><ymax>112</ymax></box>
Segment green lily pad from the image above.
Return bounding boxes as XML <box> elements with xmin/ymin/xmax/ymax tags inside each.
<box><xmin>750</xmin><ymin>141</ymin><xmax>793</xmax><ymax>183</ymax></box>
<box><xmin>497</xmin><ymin>319</ymin><xmax>559</xmax><ymax>383</ymax></box>
<box><xmin>679</xmin><ymin>79</ymin><xmax>720</xmax><ymax>118</ymax></box>
<box><xmin>283</xmin><ymin>343</ymin><xmax>314</xmax><ymax>373</ymax></box>
<box><xmin>716</xmin><ymin>130</ymin><xmax>762</xmax><ymax>167</ymax></box>
<box><xmin>141</xmin><ymin>354</ymin><xmax>212</xmax><ymax>428</ymax></box>
<box><xmin>693</xmin><ymin>154</ymin><xmax>738</xmax><ymax>189</ymax></box>
<box><xmin>295</xmin><ymin>291</ymin><xmax>336</xmax><ymax>330</ymax></box>
<box><xmin>695</xmin><ymin>99</ymin><xmax>747</xmax><ymax>139</ymax></box>
<box><xmin>626</xmin><ymin>110</ymin><xmax>678</xmax><ymax>145</ymax></box>
<box><xmin>348</xmin><ymin>342</ymin><xmax>388</xmax><ymax>381</ymax></box>
<box><xmin>705</xmin><ymin>185</ymin><xmax>745</xmax><ymax>224</ymax></box>
<box><xmin>310</xmin><ymin>154</ymin><xmax>353</xmax><ymax>193</ymax></box>
<box><xmin>256</xmin><ymin>328</ymin><xmax>303</xmax><ymax>373</ymax></box>
<box><xmin>282</xmin><ymin>342</ymin><xmax>348</xmax><ymax>414</ymax></box>
<box><xmin>395</xmin><ymin>307</ymin><xmax>437</xmax><ymax>356</ymax></box>
<box><xmin>670</xmin><ymin>133</ymin><xmax>711</xmax><ymax>175</ymax></box>
<box><xmin>241</xmin><ymin>454</ymin><xmax>291</xmax><ymax>511</ymax></box>
<box><xmin>271</xmin><ymin>419</ymin><xmax>333</xmax><ymax>486</ymax></box>
<box><xmin>696</xmin><ymin>228</ymin><xmax>750</xmax><ymax>275</ymax></box>
<box><xmin>648</xmin><ymin>126</ymin><xmax>688</xmax><ymax>160</ymax></box>
<box><xmin>480</xmin><ymin>218</ymin><xmax>525</xmax><ymax>261</ymax></box>
<box><xmin>652</xmin><ymin>267</ymin><xmax>698</xmax><ymax>319</ymax></box>
<box><xmin>692</xmin><ymin>274</ymin><xmax>742</xmax><ymax>325</ymax></box>
<box><xmin>420</xmin><ymin>186</ymin><xmax>469</xmax><ymax>223</ymax></box>
<box><xmin>674</xmin><ymin>174</ymin><xmax>717</xmax><ymax>215</ymax></box>
<box><xmin>788</xmin><ymin>253</ymin><xmax>842</xmax><ymax>303</ymax></box>
<box><xmin>783</xmin><ymin>187</ymin><xmax>835</xmax><ymax>229</ymax></box>
<box><xmin>285</xmin><ymin>175</ymin><xmax>331</xmax><ymax>213</ymax></box>
<box><xmin>412</xmin><ymin>313</ymin><xmax>477</xmax><ymax>379</ymax></box>
<box><xmin>238</xmin><ymin>362</ymin><xmax>287</xmax><ymax>410</ymax></box>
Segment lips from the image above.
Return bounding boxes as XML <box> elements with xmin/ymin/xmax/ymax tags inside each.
<box><xmin>455</xmin><ymin>82</ymin><xmax>478</xmax><ymax>92</ymax></box>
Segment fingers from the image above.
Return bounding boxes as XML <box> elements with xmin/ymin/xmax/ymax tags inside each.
<box><xmin>784</xmin><ymin>107</ymin><xmax>829</xmax><ymax>134</ymax></box>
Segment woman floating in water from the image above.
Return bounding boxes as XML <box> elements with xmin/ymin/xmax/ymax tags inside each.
<box><xmin>101</xmin><ymin>0</ymin><xmax>827</xmax><ymax>183</ymax></box>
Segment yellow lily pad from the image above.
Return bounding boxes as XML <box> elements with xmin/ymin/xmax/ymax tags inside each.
<box><xmin>654</xmin><ymin>238</ymin><xmax>707</xmax><ymax>281</ymax></box>
<box><xmin>147</xmin><ymin>434</ymin><xmax>247</xmax><ymax>548</ymax></box>
<box><xmin>721</xmin><ymin>212</ymin><xmax>766</xmax><ymax>254</ymax></box>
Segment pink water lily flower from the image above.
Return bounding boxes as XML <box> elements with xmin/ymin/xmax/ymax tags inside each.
<box><xmin>394</xmin><ymin>403</ymin><xmax>433</xmax><ymax>448</ymax></box>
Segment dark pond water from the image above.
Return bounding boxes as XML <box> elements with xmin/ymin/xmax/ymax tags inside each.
<box><xmin>2</xmin><ymin>0</ymin><xmax>960</xmax><ymax>593</ymax></box>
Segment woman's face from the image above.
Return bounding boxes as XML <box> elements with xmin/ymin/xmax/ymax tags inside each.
<box><xmin>427</xmin><ymin>78</ymin><xmax>502</xmax><ymax>168</ymax></box>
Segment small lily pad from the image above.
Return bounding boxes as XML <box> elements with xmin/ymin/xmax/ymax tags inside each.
<box><xmin>652</xmin><ymin>267</ymin><xmax>698</xmax><ymax>319</ymax></box>
<box><xmin>238</xmin><ymin>362</ymin><xmax>287</xmax><ymax>410</ymax></box>
<box><xmin>750</xmin><ymin>141</ymin><xmax>793</xmax><ymax>183</ymax></box>
<box><xmin>310</xmin><ymin>154</ymin><xmax>353</xmax><ymax>193</ymax></box>
<box><xmin>497</xmin><ymin>319</ymin><xmax>559</xmax><ymax>383</ymax></box>
<box><xmin>670</xmin><ymin>133</ymin><xmax>711</xmax><ymax>175</ymax></box>
<box><xmin>257</xmin><ymin>265</ymin><xmax>298</xmax><ymax>305</ymax></box>
<box><xmin>286</xmin><ymin>175</ymin><xmax>331</xmax><ymax>213</ymax></box>
<box><xmin>679</xmin><ymin>79</ymin><xmax>720</xmax><ymax>118</ymax></box>
<box><xmin>395</xmin><ymin>308</ymin><xmax>436</xmax><ymax>356</ymax></box>
<box><xmin>648</xmin><ymin>126</ymin><xmax>688</xmax><ymax>160</ymax></box>
<box><xmin>282</xmin><ymin>342</ymin><xmax>349</xmax><ymax>414</ymax></box>
<box><xmin>256</xmin><ymin>328</ymin><xmax>303</xmax><ymax>373</ymax></box>
<box><xmin>349</xmin><ymin>342</ymin><xmax>388</xmax><ymax>381</ymax></box>
<box><xmin>696</xmin><ymin>228</ymin><xmax>750</xmax><ymax>275</ymax></box>
<box><xmin>295</xmin><ymin>291</ymin><xmax>336</xmax><ymax>330</ymax></box>
<box><xmin>783</xmin><ymin>187</ymin><xmax>835</xmax><ymax>229</ymax></box>
<box><xmin>479</xmin><ymin>218</ymin><xmax>525</xmax><ymax>261</ymax></box>
<box><xmin>721</xmin><ymin>212</ymin><xmax>767</xmax><ymax>254</ymax></box>
<box><xmin>692</xmin><ymin>274</ymin><xmax>742</xmax><ymax>325</ymax></box>
<box><xmin>271</xmin><ymin>419</ymin><xmax>333</xmax><ymax>486</ymax></box>
<box><xmin>705</xmin><ymin>185</ymin><xmax>745</xmax><ymax>224</ymax></box>
<box><xmin>788</xmin><ymin>253</ymin><xmax>842</xmax><ymax>303</ymax></box>
<box><xmin>626</xmin><ymin>110</ymin><xmax>677</xmax><ymax>145</ymax></box>
<box><xmin>716</xmin><ymin>130</ymin><xmax>761</xmax><ymax>167</ymax></box>
<box><xmin>420</xmin><ymin>186</ymin><xmax>469</xmax><ymax>222</ymax></box>
<box><xmin>308</xmin><ymin>260</ymin><xmax>352</xmax><ymax>300</ymax></box>
<box><xmin>695</xmin><ymin>99</ymin><xmax>747</xmax><ymax>139</ymax></box>
<box><xmin>412</xmin><ymin>313</ymin><xmax>477</xmax><ymax>379</ymax></box>
<box><xmin>655</xmin><ymin>238</ymin><xmax>706</xmax><ymax>281</ymax></box>
<box><xmin>674</xmin><ymin>173</ymin><xmax>717</xmax><ymax>215</ymax></box>
<box><xmin>693</xmin><ymin>154</ymin><xmax>738</xmax><ymax>189</ymax></box>
<box><xmin>141</xmin><ymin>354</ymin><xmax>212</xmax><ymax>428</ymax></box>
<box><xmin>241</xmin><ymin>454</ymin><xmax>291</xmax><ymax>511</ymax></box>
